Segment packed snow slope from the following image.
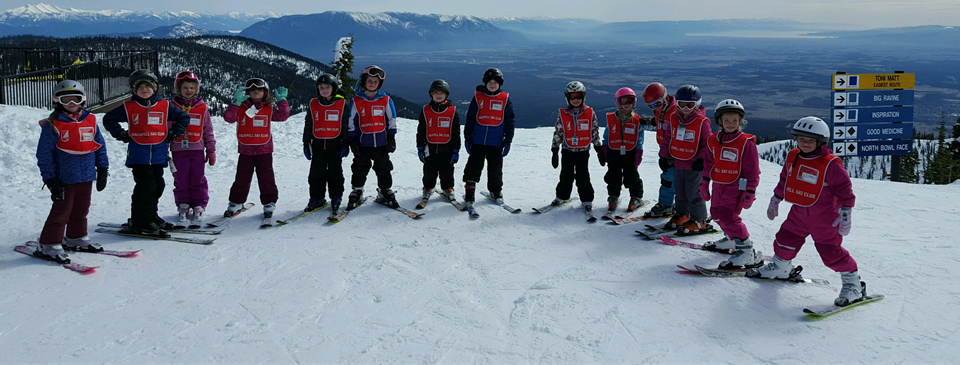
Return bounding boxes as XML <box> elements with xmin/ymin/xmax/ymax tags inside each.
<box><xmin>1</xmin><ymin>104</ymin><xmax>958</xmax><ymax>363</ymax></box>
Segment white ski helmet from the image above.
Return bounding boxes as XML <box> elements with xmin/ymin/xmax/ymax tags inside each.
<box><xmin>52</xmin><ymin>80</ymin><xmax>86</xmax><ymax>105</ymax></box>
<box><xmin>565</xmin><ymin>81</ymin><xmax>586</xmax><ymax>98</ymax></box>
<box><xmin>791</xmin><ymin>116</ymin><xmax>831</xmax><ymax>143</ymax></box>
<box><xmin>714</xmin><ymin>99</ymin><xmax>744</xmax><ymax>125</ymax></box>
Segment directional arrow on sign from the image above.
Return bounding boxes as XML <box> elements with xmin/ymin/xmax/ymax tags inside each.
<box><xmin>835</xmin><ymin>145</ymin><xmax>844</xmax><ymax>154</ymax></box>
<box><xmin>836</xmin><ymin>94</ymin><xmax>846</xmax><ymax>103</ymax></box>
<box><xmin>836</xmin><ymin>78</ymin><xmax>846</xmax><ymax>87</ymax></box>
<box><xmin>836</xmin><ymin>111</ymin><xmax>845</xmax><ymax>121</ymax></box>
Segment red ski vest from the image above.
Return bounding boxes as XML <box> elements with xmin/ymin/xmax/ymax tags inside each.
<box><xmin>237</xmin><ymin>104</ymin><xmax>273</xmax><ymax>145</ymax></box>
<box><xmin>474</xmin><ymin>91</ymin><xmax>509</xmax><ymax>127</ymax></box>
<box><xmin>559</xmin><ymin>107</ymin><xmax>594</xmax><ymax>148</ymax></box>
<box><xmin>783</xmin><ymin>149</ymin><xmax>839</xmax><ymax>206</ymax></box>
<box><xmin>668</xmin><ymin>114</ymin><xmax>709</xmax><ymax>160</ymax></box>
<box><xmin>605</xmin><ymin>113</ymin><xmax>641</xmax><ymax>151</ymax></box>
<box><xmin>310</xmin><ymin>98</ymin><xmax>346</xmax><ymax>139</ymax></box>
<box><xmin>125</xmin><ymin>100</ymin><xmax>169</xmax><ymax>145</ymax></box>
<box><xmin>54</xmin><ymin>114</ymin><xmax>101</xmax><ymax>155</ymax></box>
<box><xmin>424</xmin><ymin>104</ymin><xmax>456</xmax><ymax>144</ymax></box>
<box><xmin>172</xmin><ymin>101</ymin><xmax>205</xmax><ymax>144</ymax></box>
<box><xmin>353</xmin><ymin>95</ymin><xmax>390</xmax><ymax>134</ymax></box>
<box><xmin>653</xmin><ymin>100</ymin><xmax>678</xmax><ymax>145</ymax></box>
<box><xmin>708</xmin><ymin>132</ymin><xmax>755</xmax><ymax>184</ymax></box>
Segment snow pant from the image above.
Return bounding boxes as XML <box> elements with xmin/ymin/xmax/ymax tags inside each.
<box><xmin>658</xmin><ymin>167</ymin><xmax>675</xmax><ymax>207</ymax></box>
<box><xmin>351</xmin><ymin>146</ymin><xmax>393</xmax><ymax>190</ymax></box>
<box><xmin>674</xmin><ymin>168</ymin><xmax>708</xmax><ymax>221</ymax></box>
<box><xmin>462</xmin><ymin>144</ymin><xmax>504</xmax><ymax>195</ymax></box>
<box><xmin>603</xmin><ymin>149</ymin><xmax>642</xmax><ymax>198</ymax></box>
<box><xmin>228</xmin><ymin>153</ymin><xmax>279</xmax><ymax>205</ymax></box>
<box><xmin>773</xmin><ymin>205</ymin><xmax>858</xmax><ymax>272</ymax></box>
<box><xmin>710</xmin><ymin>182</ymin><xmax>749</xmax><ymax>240</ymax></box>
<box><xmin>556</xmin><ymin>149</ymin><xmax>594</xmax><ymax>202</ymax></box>
<box><xmin>422</xmin><ymin>151</ymin><xmax>456</xmax><ymax>191</ymax></box>
<box><xmin>130</xmin><ymin>165</ymin><xmax>166</xmax><ymax>229</ymax></box>
<box><xmin>308</xmin><ymin>145</ymin><xmax>346</xmax><ymax>200</ymax></box>
<box><xmin>39</xmin><ymin>181</ymin><xmax>92</xmax><ymax>245</ymax></box>
<box><xmin>171</xmin><ymin>150</ymin><xmax>209</xmax><ymax>208</ymax></box>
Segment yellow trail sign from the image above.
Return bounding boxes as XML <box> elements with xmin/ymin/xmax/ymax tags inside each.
<box><xmin>833</xmin><ymin>73</ymin><xmax>915</xmax><ymax>90</ymax></box>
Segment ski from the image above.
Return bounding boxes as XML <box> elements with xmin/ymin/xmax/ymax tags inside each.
<box><xmin>532</xmin><ymin>198</ymin><xmax>577</xmax><ymax>214</ymax></box>
<box><xmin>609</xmin><ymin>216</ymin><xmax>647</xmax><ymax>225</ymax></box>
<box><xmin>660</xmin><ymin>236</ymin><xmax>733</xmax><ymax>254</ymax></box>
<box><xmin>260</xmin><ymin>216</ymin><xmax>275</xmax><ymax>228</ymax></box>
<box><xmin>275</xmin><ymin>203</ymin><xmax>332</xmax><ymax>226</ymax></box>
<box><xmin>327</xmin><ymin>197</ymin><xmax>368</xmax><ymax>224</ymax></box>
<box><xmin>464</xmin><ymin>201</ymin><xmax>480</xmax><ymax>219</ymax></box>
<box><xmin>375</xmin><ymin>200</ymin><xmax>424</xmax><ymax>219</ymax></box>
<box><xmin>803</xmin><ymin>283</ymin><xmax>885</xmax><ymax>317</ymax></box>
<box><xmin>416</xmin><ymin>190</ymin><xmax>434</xmax><ymax>209</ymax></box>
<box><xmin>584</xmin><ymin>206</ymin><xmax>597</xmax><ymax>222</ymax></box>
<box><xmin>434</xmin><ymin>188</ymin><xmax>467</xmax><ymax>211</ymax></box>
<box><xmin>95</xmin><ymin>228</ymin><xmax>215</xmax><ymax>245</ymax></box>
<box><xmin>480</xmin><ymin>191</ymin><xmax>521</xmax><ymax>213</ymax></box>
<box><xmin>614</xmin><ymin>199</ymin><xmax>649</xmax><ymax>219</ymax></box>
<box><xmin>14</xmin><ymin>243</ymin><xmax>98</xmax><ymax>273</ymax></box>
<box><xmin>98</xmin><ymin>222</ymin><xmax>223</xmax><ymax>235</ymax></box>
<box><xmin>25</xmin><ymin>240</ymin><xmax>140</xmax><ymax>258</ymax></box>
<box><xmin>601</xmin><ymin>209</ymin><xmax>617</xmax><ymax>221</ymax></box>
<box><xmin>206</xmin><ymin>203</ymin><xmax>255</xmax><ymax>227</ymax></box>
<box><xmin>691</xmin><ymin>264</ymin><xmax>831</xmax><ymax>285</ymax></box>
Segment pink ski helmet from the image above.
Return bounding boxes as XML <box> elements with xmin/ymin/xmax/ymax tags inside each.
<box><xmin>614</xmin><ymin>87</ymin><xmax>637</xmax><ymax>109</ymax></box>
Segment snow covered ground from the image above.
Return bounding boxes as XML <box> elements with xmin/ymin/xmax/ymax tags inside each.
<box><xmin>1</xmin><ymin>103</ymin><xmax>959</xmax><ymax>363</ymax></box>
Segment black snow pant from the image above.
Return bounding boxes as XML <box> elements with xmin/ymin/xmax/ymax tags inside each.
<box><xmin>308</xmin><ymin>144</ymin><xmax>346</xmax><ymax>201</ymax></box>
<box><xmin>462</xmin><ymin>144</ymin><xmax>504</xmax><ymax>195</ymax></box>
<box><xmin>423</xmin><ymin>152</ymin><xmax>456</xmax><ymax>191</ymax></box>
<box><xmin>351</xmin><ymin>146</ymin><xmax>393</xmax><ymax>191</ymax></box>
<box><xmin>556</xmin><ymin>149</ymin><xmax>594</xmax><ymax>202</ymax></box>
<box><xmin>604</xmin><ymin>149</ymin><xmax>643</xmax><ymax>198</ymax></box>
<box><xmin>130</xmin><ymin>164</ymin><xmax>165</xmax><ymax>229</ymax></box>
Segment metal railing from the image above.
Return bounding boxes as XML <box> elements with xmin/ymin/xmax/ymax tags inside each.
<box><xmin>0</xmin><ymin>50</ymin><xmax>158</xmax><ymax>109</ymax></box>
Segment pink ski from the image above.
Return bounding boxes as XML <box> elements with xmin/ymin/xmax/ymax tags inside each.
<box><xmin>14</xmin><ymin>244</ymin><xmax>98</xmax><ymax>274</ymax></box>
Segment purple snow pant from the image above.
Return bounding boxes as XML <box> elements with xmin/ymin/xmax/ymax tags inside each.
<box><xmin>709</xmin><ymin>182</ymin><xmax>749</xmax><ymax>240</ymax></box>
<box><xmin>39</xmin><ymin>181</ymin><xmax>92</xmax><ymax>244</ymax></box>
<box><xmin>172</xmin><ymin>150</ymin><xmax>209</xmax><ymax>208</ymax></box>
<box><xmin>228</xmin><ymin>153</ymin><xmax>279</xmax><ymax>205</ymax></box>
<box><xmin>773</xmin><ymin>205</ymin><xmax>858</xmax><ymax>272</ymax></box>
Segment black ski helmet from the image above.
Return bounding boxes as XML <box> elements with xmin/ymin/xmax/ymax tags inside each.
<box><xmin>316</xmin><ymin>73</ymin><xmax>341</xmax><ymax>95</ymax></box>
<box><xmin>428</xmin><ymin>79</ymin><xmax>450</xmax><ymax>97</ymax></box>
<box><xmin>482</xmin><ymin>68</ymin><xmax>504</xmax><ymax>86</ymax></box>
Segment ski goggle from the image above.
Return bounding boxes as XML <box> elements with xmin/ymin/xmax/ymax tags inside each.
<box><xmin>677</xmin><ymin>100</ymin><xmax>700</xmax><ymax>110</ymax></box>
<box><xmin>618</xmin><ymin>96</ymin><xmax>636</xmax><ymax>105</ymax></box>
<box><xmin>362</xmin><ymin>66</ymin><xmax>385</xmax><ymax>80</ymax></box>
<box><xmin>646</xmin><ymin>97</ymin><xmax>665</xmax><ymax>109</ymax></box>
<box><xmin>54</xmin><ymin>94</ymin><xmax>85</xmax><ymax>105</ymax></box>
<box><xmin>244</xmin><ymin>78</ymin><xmax>269</xmax><ymax>90</ymax></box>
<box><xmin>568</xmin><ymin>93</ymin><xmax>584</xmax><ymax>100</ymax></box>
<box><xmin>176</xmin><ymin>71</ymin><xmax>198</xmax><ymax>81</ymax></box>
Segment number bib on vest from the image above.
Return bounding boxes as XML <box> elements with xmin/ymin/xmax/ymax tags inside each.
<box><xmin>605</xmin><ymin>113</ymin><xmax>640</xmax><ymax>151</ymax></box>
<box><xmin>125</xmin><ymin>100</ymin><xmax>169</xmax><ymax>145</ymax></box>
<box><xmin>424</xmin><ymin>105</ymin><xmax>456</xmax><ymax>144</ymax></box>
<box><xmin>172</xmin><ymin>101</ymin><xmax>205</xmax><ymax>144</ymax></box>
<box><xmin>310</xmin><ymin>98</ymin><xmax>346</xmax><ymax>139</ymax></box>
<box><xmin>783</xmin><ymin>149</ymin><xmax>839</xmax><ymax>207</ymax></box>
<box><xmin>474</xmin><ymin>91</ymin><xmax>509</xmax><ymax>127</ymax></box>
<box><xmin>353</xmin><ymin>96</ymin><xmax>390</xmax><ymax>134</ymax></box>
<box><xmin>54</xmin><ymin>114</ymin><xmax>102</xmax><ymax>155</ymax></box>
<box><xmin>668</xmin><ymin>114</ymin><xmax>708</xmax><ymax>160</ymax></box>
<box><xmin>708</xmin><ymin>132</ymin><xmax>755</xmax><ymax>184</ymax></box>
<box><xmin>560</xmin><ymin>107</ymin><xmax>593</xmax><ymax>148</ymax></box>
<box><xmin>237</xmin><ymin>104</ymin><xmax>273</xmax><ymax>145</ymax></box>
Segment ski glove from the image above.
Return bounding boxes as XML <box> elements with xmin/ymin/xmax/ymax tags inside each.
<box><xmin>417</xmin><ymin>146</ymin><xmax>425</xmax><ymax>163</ymax></box>
<box><xmin>115</xmin><ymin>130</ymin><xmax>130</xmax><ymax>143</ymax></box>
<box><xmin>833</xmin><ymin>207</ymin><xmax>852</xmax><ymax>236</ymax></box>
<box><xmin>164</xmin><ymin>132</ymin><xmax>179</xmax><ymax>144</ymax></box>
<box><xmin>659</xmin><ymin>157</ymin><xmax>673</xmax><ymax>172</ymax></box>
<box><xmin>274</xmin><ymin>87</ymin><xmax>288</xmax><ymax>102</ymax></box>
<box><xmin>766</xmin><ymin>196</ymin><xmax>782</xmax><ymax>220</ymax></box>
<box><xmin>596</xmin><ymin>145</ymin><xmax>606</xmax><ymax>166</ymax></box>
<box><xmin>387</xmin><ymin>134</ymin><xmax>397</xmax><ymax>153</ymax></box>
<box><xmin>231</xmin><ymin>87</ymin><xmax>248</xmax><ymax>106</ymax></box>
<box><xmin>96</xmin><ymin>168</ymin><xmax>108</xmax><ymax>192</ymax></box>
<box><xmin>692</xmin><ymin>158</ymin><xmax>704</xmax><ymax>171</ymax></box>
<box><xmin>451</xmin><ymin>149</ymin><xmax>460</xmax><ymax>165</ymax></box>
<box><xmin>45</xmin><ymin>178</ymin><xmax>64</xmax><ymax>201</ymax></box>
<box><xmin>740</xmin><ymin>191</ymin><xmax>755</xmax><ymax>210</ymax></box>
<box><xmin>501</xmin><ymin>143</ymin><xmax>511</xmax><ymax>157</ymax></box>
<box><xmin>699</xmin><ymin>179</ymin><xmax>711</xmax><ymax>201</ymax></box>
<box><xmin>340</xmin><ymin>145</ymin><xmax>350</xmax><ymax>158</ymax></box>
<box><xmin>551</xmin><ymin>147</ymin><xmax>559</xmax><ymax>169</ymax></box>
<box><xmin>206</xmin><ymin>150</ymin><xmax>216</xmax><ymax>166</ymax></box>
<box><xmin>303</xmin><ymin>142</ymin><xmax>312</xmax><ymax>161</ymax></box>
<box><xmin>633</xmin><ymin>148</ymin><xmax>643</xmax><ymax>168</ymax></box>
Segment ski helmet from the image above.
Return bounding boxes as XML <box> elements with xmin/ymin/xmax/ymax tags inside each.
<box><xmin>713</xmin><ymin>99</ymin><xmax>745</xmax><ymax>125</ymax></box>
<box><xmin>674</xmin><ymin>85</ymin><xmax>702</xmax><ymax>110</ymax></box>
<box><xmin>243</xmin><ymin>78</ymin><xmax>270</xmax><ymax>95</ymax></box>
<box><xmin>565</xmin><ymin>81</ymin><xmax>586</xmax><ymax>100</ymax></box>
<box><xmin>129</xmin><ymin>69</ymin><xmax>159</xmax><ymax>92</ymax></box>
<box><xmin>642</xmin><ymin>82</ymin><xmax>667</xmax><ymax>109</ymax></box>
<box><xmin>52</xmin><ymin>80</ymin><xmax>86</xmax><ymax>105</ymax></box>
<box><xmin>174</xmin><ymin>70</ymin><xmax>200</xmax><ymax>97</ymax></box>
<box><xmin>428</xmin><ymin>79</ymin><xmax>450</xmax><ymax>97</ymax></box>
<box><xmin>791</xmin><ymin>116</ymin><xmax>831</xmax><ymax>143</ymax></box>
<box><xmin>359</xmin><ymin>65</ymin><xmax>386</xmax><ymax>91</ymax></box>
<box><xmin>614</xmin><ymin>87</ymin><xmax>637</xmax><ymax>109</ymax></box>
<box><xmin>316</xmin><ymin>73</ymin><xmax>341</xmax><ymax>95</ymax></box>
<box><xmin>482</xmin><ymin>68</ymin><xmax>504</xmax><ymax>86</ymax></box>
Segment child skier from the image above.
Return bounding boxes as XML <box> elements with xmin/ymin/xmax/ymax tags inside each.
<box><xmin>303</xmin><ymin>73</ymin><xmax>350</xmax><ymax>213</ymax></box>
<box><xmin>747</xmin><ymin>116</ymin><xmax>865</xmax><ymax>307</ymax></box>
<box><xmin>223</xmin><ymin>77</ymin><xmax>290</xmax><ymax>219</ymax></box>
<box><xmin>641</xmin><ymin>82</ymin><xmax>678</xmax><ymax>218</ymax></box>
<box><xmin>600</xmin><ymin>87</ymin><xmax>644</xmax><ymax>216</ymax></box>
<box><xmin>103</xmin><ymin>69</ymin><xmax>191</xmax><ymax>237</ymax></box>
<box><xmin>169</xmin><ymin>70</ymin><xmax>216</xmax><ymax>228</ymax></box>
<box><xmin>346</xmin><ymin>65</ymin><xmax>399</xmax><ymax>209</ymax></box>
<box><xmin>551</xmin><ymin>81</ymin><xmax>603</xmax><ymax>212</ymax></box>
<box><xmin>33</xmin><ymin>80</ymin><xmax>109</xmax><ymax>263</ymax></box>
<box><xmin>416</xmin><ymin>79</ymin><xmax>462</xmax><ymax>204</ymax></box>
<box><xmin>659</xmin><ymin>85</ymin><xmax>713</xmax><ymax>234</ymax></box>
<box><xmin>700</xmin><ymin>99</ymin><xmax>762</xmax><ymax>269</ymax></box>
<box><xmin>462</xmin><ymin>68</ymin><xmax>516</xmax><ymax>205</ymax></box>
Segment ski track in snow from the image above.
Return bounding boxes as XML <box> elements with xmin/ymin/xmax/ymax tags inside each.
<box><xmin>1</xmin><ymin>104</ymin><xmax>959</xmax><ymax>363</ymax></box>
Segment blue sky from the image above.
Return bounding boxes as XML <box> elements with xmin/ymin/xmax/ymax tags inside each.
<box><xmin>2</xmin><ymin>0</ymin><xmax>958</xmax><ymax>28</ymax></box>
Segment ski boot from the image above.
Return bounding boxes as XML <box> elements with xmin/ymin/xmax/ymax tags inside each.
<box><xmin>175</xmin><ymin>203</ymin><xmax>191</xmax><ymax>228</ymax></box>
<box><xmin>677</xmin><ymin>220</ymin><xmax>711</xmax><ymax>235</ymax></box>
<box><xmin>583</xmin><ymin>202</ymin><xmax>593</xmax><ymax>212</ymax></box>
<box><xmin>662</xmin><ymin>214</ymin><xmax>690</xmax><ymax>230</ymax></box>
<box><xmin>330</xmin><ymin>197</ymin><xmax>342</xmax><ymax>213</ymax></box>
<box><xmin>34</xmin><ymin>243</ymin><xmax>70</xmax><ymax>264</ymax></box>
<box><xmin>702</xmin><ymin>236</ymin><xmax>735</xmax><ymax>253</ymax></box>
<box><xmin>488</xmin><ymin>190</ymin><xmax>503</xmax><ymax>201</ymax></box>
<box><xmin>190</xmin><ymin>206</ymin><xmax>204</xmax><ymax>228</ymax></box>
<box><xmin>627</xmin><ymin>196</ymin><xmax>645</xmax><ymax>211</ymax></box>
<box><xmin>376</xmin><ymin>188</ymin><xmax>399</xmax><ymax>209</ymax></box>
<box><xmin>464</xmin><ymin>181</ymin><xmax>476</xmax><ymax>203</ymax></box>
<box><xmin>607</xmin><ymin>196</ymin><xmax>619</xmax><ymax>211</ymax></box>
<box><xmin>121</xmin><ymin>221</ymin><xmax>171</xmax><ymax>238</ymax></box>
<box><xmin>643</xmin><ymin>203</ymin><xmax>674</xmax><ymax>218</ymax></box>
<box><xmin>421</xmin><ymin>188</ymin><xmax>432</xmax><ymax>200</ymax></box>
<box><xmin>62</xmin><ymin>236</ymin><xmax>104</xmax><ymax>253</ymax></box>
<box><xmin>718</xmin><ymin>239</ymin><xmax>763</xmax><ymax>269</ymax></box>
<box><xmin>224</xmin><ymin>202</ymin><xmax>243</xmax><ymax>217</ymax></box>
<box><xmin>442</xmin><ymin>188</ymin><xmax>457</xmax><ymax>201</ymax></box>
<box><xmin>154</xmin><ymin>215</ymin><xmax>175</xmax><ymax>231</ymax></box>
<box><xmin>346</xmin><ymin>187</ymin><xmax>363</xmax><ymax>210</ymax></box>
<box><xmin>305</xmin><ymin>198</ymin><xmax>326</xmax><ymax>212</ymax></box>
<box><xmin>551</xmin><ymin>197</ymin><xmax>565</xmax><ymax>206</ymax></box>
<box><xmin>745</xmin><ymin>255</ymin><xmax>793</xmax><ymax>279</ymax></box>
<box><xmin>835</xmin><ymin>271</ymin><xmax>865</xmax><ymax>307</ymax></box>
<box><xmin>263</xmin><ymin>202</ymin><xmax>276</xmax><ymax>219</ymax></box>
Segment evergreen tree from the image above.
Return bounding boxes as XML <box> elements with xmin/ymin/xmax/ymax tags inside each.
<box><xmin>330</xmin><ymin>34</ymin><xmax>356</xmax><ymax>100</ymax></box>
<box><xmin>950</xmin><ymin>115</ymin><xmax>960</xmax><ymax>163</ymax></box>
<box><xmin>900</xmin><ymin>148</ymin><xmax>920</xmax><ymax>183</ymax></box>
<box><xmin>925</xmin><ymin>112</ymin><xmax>956</xmax><ymax>184</ymax></box>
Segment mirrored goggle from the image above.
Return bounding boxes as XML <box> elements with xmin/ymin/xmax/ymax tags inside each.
<box><xmin>244</xmin><ymin>78</ymin><xmax>268</xmax><ymax>90</ymax></box>
<box><xmin>677</xmin><ymin>100</ymin><xmax>700</xmax><ymax>109</ymax></box>
<box><xmin>176</xmin><ymin>71</ymin><xmax>198</xmax><ymax>81</ymax></box>
<box><xmin>363</xmin><ymin>67</ymin><xmax>385</xmax><ymax>80</ymax></box>
<box><xmin>55</xmin><ymin>94</ymin><xmax>85</xmax><ymax>105</ymax></box>
<box><xmin>618</xmin><ymin>96</ymin><xmax>636</xmax><ymax>104</ymax></box>
<box><xmin>646</xmin><ymin>97</ymin><xmax>665</xmax><ymax>109</ymax></box>
<box><xmin>568</xmin><ymin>93</ymin><xmax>584</xmax><ymax>100</ymax></box>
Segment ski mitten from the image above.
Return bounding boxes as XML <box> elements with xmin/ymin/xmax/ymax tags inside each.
<box><xmin>303</xmin><ymin>143</ymin><xmax>312</xmax><ymax>161</ymax></box>
<box><xmin>45</xmin><ymin>178</ymin><xmax>64</xmax><ymax>201</ymax></box>
<box><xmin>417</xmin><ymin>146</ymin><xmax>425</xmax><ymax>163</ymax></box>
<box><xmin>231</xmin><ymin>87</ymin><xmax>248</xmax><ymax>106</ymax></box>
<box><xmin>833</xmin><ymin>207</ymin><xmax>852</xmax><ymax>236</ymax></box>
<box><xmin>96</xmin><ymin>168</ymin><xmax>108</xmax><ymax>192</ymax></box>
<box><xmin>551</xmin><ymin>147</ymin><xmax>559</xmax><ymax>169</ymax></box>
<box><xmin>740</xmin><ymin>191</ymin><xmax>755</xmax><ymax>209</ymax></box>
<box><xmin>206</xmin><ymin>150</ymin><xmax>216</xmax><ymax>166</ymax></box>
<box><xmin>766</xmin><ymin>196</ymin><xmax>782</xmax><ymax>220</ymax></box>
<box><xmin>699</xmin><ymin>179</ymin><xmax>711</xmax><ymax>201</ymax></box>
